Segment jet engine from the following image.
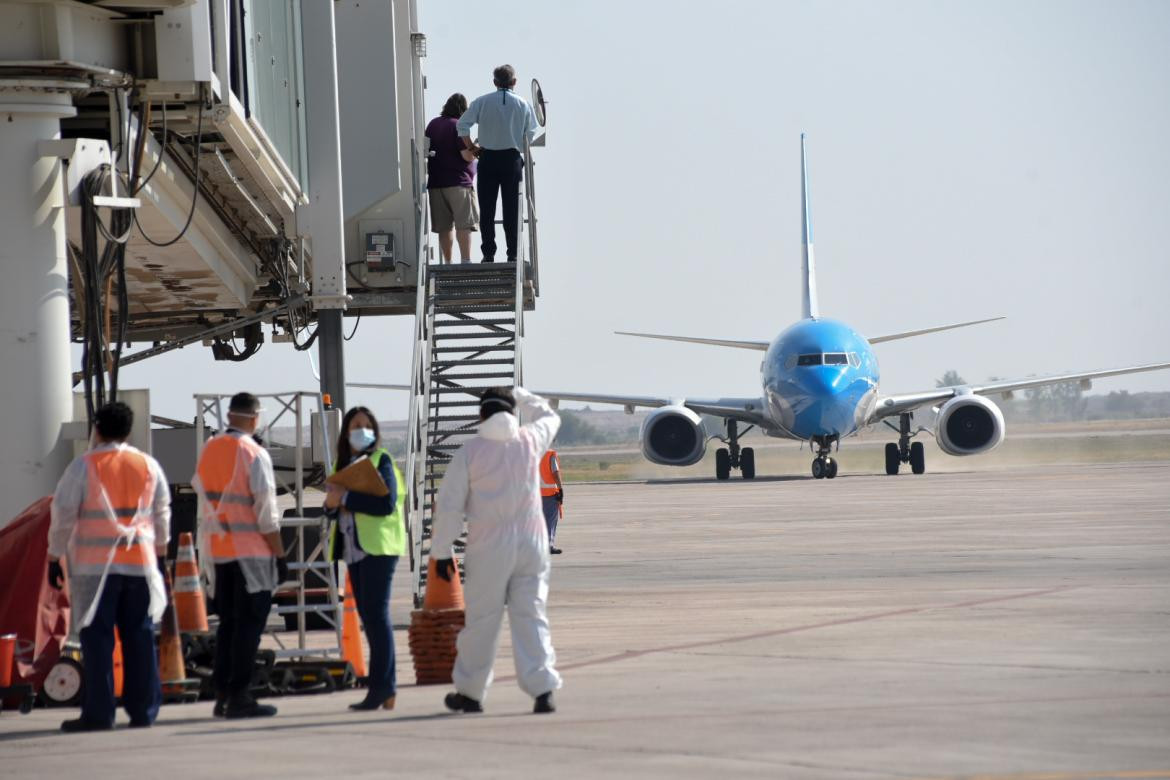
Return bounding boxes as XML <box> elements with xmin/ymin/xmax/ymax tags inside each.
<box><xmin>935</xmin><ymin>394</ymin><xmax>1005</xmax><ymax>456</ymax></box>
<box><xmin>641</xmin><ymin>405</ymin><xmax>707</xmax><ymax>466</ymax></box>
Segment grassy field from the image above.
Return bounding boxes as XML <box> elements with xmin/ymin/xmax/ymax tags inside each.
<box><xmin>557</xmin><ymin>420</ymin><xmax>1170</xmax><ymax>482</ymax></box>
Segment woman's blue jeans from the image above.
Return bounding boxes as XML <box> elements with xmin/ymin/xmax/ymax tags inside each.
<box><xmin>350</xmin><ymin>554</ymin><xmax>398</xmax><ymax>698</ymax></box>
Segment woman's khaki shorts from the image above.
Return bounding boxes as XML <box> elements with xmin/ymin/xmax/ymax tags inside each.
<box><xmin>429</xmin><ymin>186</ymin><xmax>480</xmax><ymax>233</ymax></box>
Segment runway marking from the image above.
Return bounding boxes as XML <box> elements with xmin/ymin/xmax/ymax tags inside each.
<box><xmin>512</xmin><ymin>585</ymin><xmax>1076</xmax><ymax>679</ymax></box>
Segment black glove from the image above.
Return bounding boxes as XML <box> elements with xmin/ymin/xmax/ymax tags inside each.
<box><xmin>433</xmin><ymin>558</ymin><xmax>455</xmax><ymax>582</ymax></box>
<box><xmin>555</xmin><ymin>490</ymin><xmax>564</xmax><ymax>505</ymax></box>
<box><xmin>47</xmin><ymin>560</ymin><xmax>65</xmax><ymax>590</ymax></box>
<box><xmin>276</xmin><ymin>557</ymin><xmax>290</xmax><ymax>584</ymax></box>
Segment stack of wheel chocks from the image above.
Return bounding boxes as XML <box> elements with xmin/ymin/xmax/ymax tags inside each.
<box><xmin>408</xmin><ymin>558</ymin><xmax>465</xmax><ymax>685</ymax></box>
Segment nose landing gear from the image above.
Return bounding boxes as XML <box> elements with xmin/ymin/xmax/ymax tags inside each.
<box><xmin>715</xmin><ymin>419</ymin><xmax>756</xmax><ymax>480</ymax></box>
<box><xmin>810</xmin><ymin>436</ymin><xmax>839</xmax><ymax>479</ymax></box>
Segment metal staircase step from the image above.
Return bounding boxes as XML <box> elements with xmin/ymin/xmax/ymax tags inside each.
<box><xmin>429</xmin><ymin>399</ymin><xmax>483</xmax><ymax>407</ymax></box>
<box><xmin>433</xmin><ymin>317</ymin><xmax>516</xmax><ymax>327</ymax></box>
<box><xmin>432</xmin><ymin>345</ymin><xmax>516</xmax><ymax>354</ymax></box>
<box><xmin>433</xmin><ymin>332</ymin><xmax>517</xmax><ymax>341</ymax></box>
<box><xmin>432</xmin><ymin>359</ymin><xmax>515</xmax><ymax>367</ymax></box>
<box><xmin>425</xmin><ymin>374</ymin><xmax>512</xmax><ymax>383</ymax></box>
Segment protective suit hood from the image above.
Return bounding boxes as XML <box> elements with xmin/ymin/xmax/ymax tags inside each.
<box><xmin>478</xmin><ymin>411</ymin><xmax>518</xmax><ymax>441</ymax></box>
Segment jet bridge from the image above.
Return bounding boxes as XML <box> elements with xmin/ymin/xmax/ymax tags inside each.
<box><xmin>0</xmin><ymin>0</ymin><xmax>427</xmax><ymax>518</ymax></box>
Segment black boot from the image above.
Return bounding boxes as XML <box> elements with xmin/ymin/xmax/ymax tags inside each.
<box><xmin>225</xmin><ymin>695</ymin><xmax>277</xmax><ymax>719</ymax></box>
<box><xmin>60</xmin><ymin>718</ymin><xmax>112</xmax><ymax>733</ymax></box>
<box><xmin>444</xmin><ymin>692</ymin><xmax>483</xmax><ymax>713</ymax></box>
<box><xmin>534</xmin><ymin>692</ymin><xmax>556</xmax><ymax>714</ymax></box>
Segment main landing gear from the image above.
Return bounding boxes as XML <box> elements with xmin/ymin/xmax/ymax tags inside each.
<box><xmin>810</xmin><ymin>435</ymin><xmax>839</xmax><ymax>479</ymax></box>
<box><xmin>884</xmin><ymin>412</ymin><xmax>926</xmax><ymax>475</ymax></box>
<box><xmin>715</xmin><ymin>419</ymin><xmax>755</xmax><ymax>480</ymax></box>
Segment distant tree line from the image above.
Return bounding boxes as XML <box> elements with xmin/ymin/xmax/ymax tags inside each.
<box><xmin>935</xmin><ymin>370</ymin><xmax>1170</xmax><ymax>422</ymax></box>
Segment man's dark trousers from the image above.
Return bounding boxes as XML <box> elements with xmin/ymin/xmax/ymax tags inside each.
<box><xmin>212</xmin><ymin>561</ymin><xmax>273</xmax><ymax>701</ymax></box>
<box><xmin>477</xmin><ymin>148</ymin><xmax>523</xmax><ymax>261</ymax></box>
<box><xmin>78</xmin><ymin>573</ymin><xmax>162</xmax><ymax>727</ymax></box>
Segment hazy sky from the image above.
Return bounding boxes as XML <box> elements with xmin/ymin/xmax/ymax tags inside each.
<box><xmin>120</xmin><ymin>0</ymin><xmax>1170</xmax><ymax>422</ymax></box>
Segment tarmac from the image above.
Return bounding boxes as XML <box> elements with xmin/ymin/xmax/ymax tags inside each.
<box><xmin>3</xmin><ymin>461</ymin><xmax>1169</xmax><ymax>779</ymax></box>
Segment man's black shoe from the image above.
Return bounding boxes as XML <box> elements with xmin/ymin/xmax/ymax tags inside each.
<box><xmin>534</xmin><ymin>692</ymin><xmax>556</xmax><ymax>714</ymax></box>
<box><xmin>481</xmin><ymin>257</ymin><xmax>494</xmax><ymax>263</ymax></box>
<box><xmin>128</xmin><ymin>718</ymin><xmax>152</xmax><ymax>729</ymax></box>
<box><xmin>60</xmin><ymin>718</ymin><xmax>112</xmax><ymax>733</ymax></box>
<box><xmin>444</xmin><ymin>692</ymin><xmax>483</xmax><ymax>713</ymax></box>
<box><xmin>212</xmin><ymin>698</ymin><xmax>226</xmax><ymax>718</ymax></box>
<box><xmin>549</xmin><ymin>546</ymin><xmax>563</xmax><ymax>555</ymax></box>
<box><xmin>225</xmin><ymin>698</ymin><xmax>277</xmax><ymax>719</ymax></box>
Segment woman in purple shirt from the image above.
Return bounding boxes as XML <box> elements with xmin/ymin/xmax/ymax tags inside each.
<box><xmin>425</xmin><ymin>94</ymin><xmax>479</xmax><ymax>263</ymax></box>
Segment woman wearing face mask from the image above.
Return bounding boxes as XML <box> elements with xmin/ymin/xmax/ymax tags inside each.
<box><xmin>323</xmin><ymin>407</ymin><xmax>405</xmax><ymax>711</ymax></box>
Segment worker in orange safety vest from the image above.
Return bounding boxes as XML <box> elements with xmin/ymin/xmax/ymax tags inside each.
<box><xmin>193</xmin><ymin>392</ymin><xmax>288</xmax><ymax>720</ymax></box>
<box><xmin>538</xmin><ymin>448</ymin><xmax>564</xmax><ymax>554</ymax></box>
<box><xmin>47</xmin><ymin>401</ymin><xmax>171</xmax><ymax>733</ymax></box>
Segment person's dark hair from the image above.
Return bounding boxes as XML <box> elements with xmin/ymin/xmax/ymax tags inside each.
<box><xmin>479</xmin><ymin>386</ymin><xmax>516</xmax><ymax>421</ymax></box>
<box><xmin>94</xmin><ymin>402</ymin><xmax>134</xmax><ymax>441</ymax></box>
<box><xmin>492</xmin><ymin>64</ymin><xmax>516</xmax><ymax>88</ymax></box>
<box><xmin>335</xmin><ymin>406</ymin><xmax>381</xmax><ymax>467</ymax></box>
<box><xmin>228</xmin><ymin>392</ymin><xmax>260</xmax><ymax>416</ymax></box>
<box><xmin>441</xmin><ymin>93</ymin><xmax>468</xmax><ymax>118</ymax></box>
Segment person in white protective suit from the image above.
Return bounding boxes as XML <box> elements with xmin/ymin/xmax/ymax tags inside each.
<box><xmin>47</xmin><ymin>402</ymin><xmax>171</xmax><ymax>732</ymax></box>
<box><xmin>432</xmin><ymin>386</ymin><xmax>562</xmax><ymax>714</ymax></box>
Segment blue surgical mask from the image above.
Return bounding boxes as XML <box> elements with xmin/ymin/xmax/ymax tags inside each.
<box><xmin>348</xmin><ymin>427</ymin><xmax>376</xmax><ymax>452</ymax></box>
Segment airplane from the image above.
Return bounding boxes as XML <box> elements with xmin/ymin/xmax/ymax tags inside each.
<box><xmin>355</xmin><ymin>135</ymin><xmax>1170</xmax><ymax>481</ymax></box>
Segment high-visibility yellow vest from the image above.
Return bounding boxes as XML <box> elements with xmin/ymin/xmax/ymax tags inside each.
<box><xmin>328</xmin><ymin>449</ymin><xmax>406</xmax><ymax>559</ymax></box>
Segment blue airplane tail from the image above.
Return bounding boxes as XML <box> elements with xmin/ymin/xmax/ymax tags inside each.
<box><xmin>801</xmin><ymin>133</ymin><xmax>819</xmax><ymax>320</ymax></box>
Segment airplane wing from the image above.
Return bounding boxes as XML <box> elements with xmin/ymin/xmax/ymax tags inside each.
<box><xmin>614</xmin><ymin>331</ymin><xmax>770</xmax><ymax>351</ymax></box>
<box><xmin>871</xmin><ymin>361</ymin><xmax>1170</xmax><ymax>421</ymax></box>
<box><xmin>867</xmin><ymin>317</ymin><xmax>1004</xmax><ymax>344</ymax></box>
<box><xmin>349</xmin><ymin>382</ymin><xmax>410</xmax><ymax>391</ymax></box>
<box><xmin>538</xmin><ymin>390</ymin><xmax>771</xmax><ymax>426</ymax></box>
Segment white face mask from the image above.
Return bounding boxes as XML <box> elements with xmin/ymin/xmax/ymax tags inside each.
<box><xmin>349</xmin><ymin>427</ymin><xmax>376</xmax><ymax>452</ymax></box>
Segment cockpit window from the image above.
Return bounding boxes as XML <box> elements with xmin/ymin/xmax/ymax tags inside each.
<box><xmin>797</xmin><ymin>354</ymin><xmax>822</xmax><ymax>366</ymax></box>
<box><xmin>849</xmin><ymin>352</ymin><xmax>861</xmax><ymax>368</ymax></box>
<box><xmin>824</xmin><ymin>353</ymin><xmax>849</xmax><ymax>365</ymax></box>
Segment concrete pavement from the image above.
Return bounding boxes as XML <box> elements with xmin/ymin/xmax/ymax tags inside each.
<box><xmin>2</xmin><ymin>462</ymin><xmax>1168</xmax><ymax>779</ymax></box>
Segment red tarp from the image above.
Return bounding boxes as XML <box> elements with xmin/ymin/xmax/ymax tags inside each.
<box><xmin>0</xmin><ymin>496</ymin><xmax>70</xmax><ymax>699</ymax></box>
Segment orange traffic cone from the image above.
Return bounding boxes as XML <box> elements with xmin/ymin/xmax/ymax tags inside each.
<box><xmin>341</xmin><ymin>572</ymin><xmax>366</xmax><ymax>678</ymax></box>
<box><xmin>113</xmin><ymin>630</ymin><xmax>124</xmax><ymax>698</ymax></box>
<box><xmin>172</xmin><ymin>533</ymin><xmax>209</xmax><ymax>632</ymax></box>
<box><xmin>158</xmin><ymin>568</ymin><xmax>186</xmax><ymax>687</ymax></box>
<box><xmin>422</xmin><ymin>557</ymin><xmax>464</xmax><ymax>611</ymax></box>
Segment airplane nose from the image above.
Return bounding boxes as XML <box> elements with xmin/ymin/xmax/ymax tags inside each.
<box><xmin>800</xmin><ymin>366</ymin><xmax>844</xmax><ymax>398</ymax></box>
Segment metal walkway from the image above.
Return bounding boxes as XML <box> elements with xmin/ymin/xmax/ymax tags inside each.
<box><xmin>404</xmin><ymin>144</ymin><xmax>542</xmax><ymax>607</ymax></box>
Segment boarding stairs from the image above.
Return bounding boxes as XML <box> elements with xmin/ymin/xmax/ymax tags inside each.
<box><xmin>404</xmin><ymin>144</ymin><xmax>541</xmax><ymax>608</ymax></box>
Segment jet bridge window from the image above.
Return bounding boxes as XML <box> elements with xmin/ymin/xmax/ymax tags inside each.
<box><xmin>797</xmin><ymin>354</ymin><xmax>822</xmax><ymax>366</ymax></box>
<box><xmin>824</xmin><ymin>353</ymin><xmax>849</xmax><ymax>365</ymax></box>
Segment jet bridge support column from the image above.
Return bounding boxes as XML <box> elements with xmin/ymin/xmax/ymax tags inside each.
<box><xmin>302</xmin><ymin>0</ymin><xmax>348</xmax><ymax>413</ymax></box>
<box><xmin>317</xmin><ymin>311</ymin><xmax>346</xmax><ymax>412</ymax></box>
<box><xmin>0</xmin><ymin>91</ymin><xmax>77</xmax><ymax>520</ymax></box>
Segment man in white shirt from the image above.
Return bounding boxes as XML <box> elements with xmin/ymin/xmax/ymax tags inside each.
<box><xmin>457</xmin><ymin>64</ymin><xmax>539</xmax><ymax>263</ymax></box>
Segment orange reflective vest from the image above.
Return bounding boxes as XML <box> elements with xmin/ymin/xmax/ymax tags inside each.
<box><xmin>72</xmin><ymin>447</ymin><xmax>155</xmax><ymax>574</ymax></box>
<box><xmin>539</xmin><ymin>450</ymin><xmax>560</xmax><ymax>497</ymax></box>
<box><xmin>197</xmin><ymin>434</ymin><xmax>273</xmax><ymax>563</ymax></box>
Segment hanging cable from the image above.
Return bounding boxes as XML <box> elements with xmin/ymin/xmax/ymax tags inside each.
<box><xmin>135</xmin><ymin>86</ymin><xmax>206</xmax><ymax>247</ymax></box>
<box><xmin>343</xmin><ymin>311</ymin><xmax>362</xmax><ymax>341</ymax></box>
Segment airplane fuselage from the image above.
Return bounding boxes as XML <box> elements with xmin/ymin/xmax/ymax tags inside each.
<box><xmin>762</xmin><ymin>318</ymin><xmax>880</xmax><ymax>441</ymax></box>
